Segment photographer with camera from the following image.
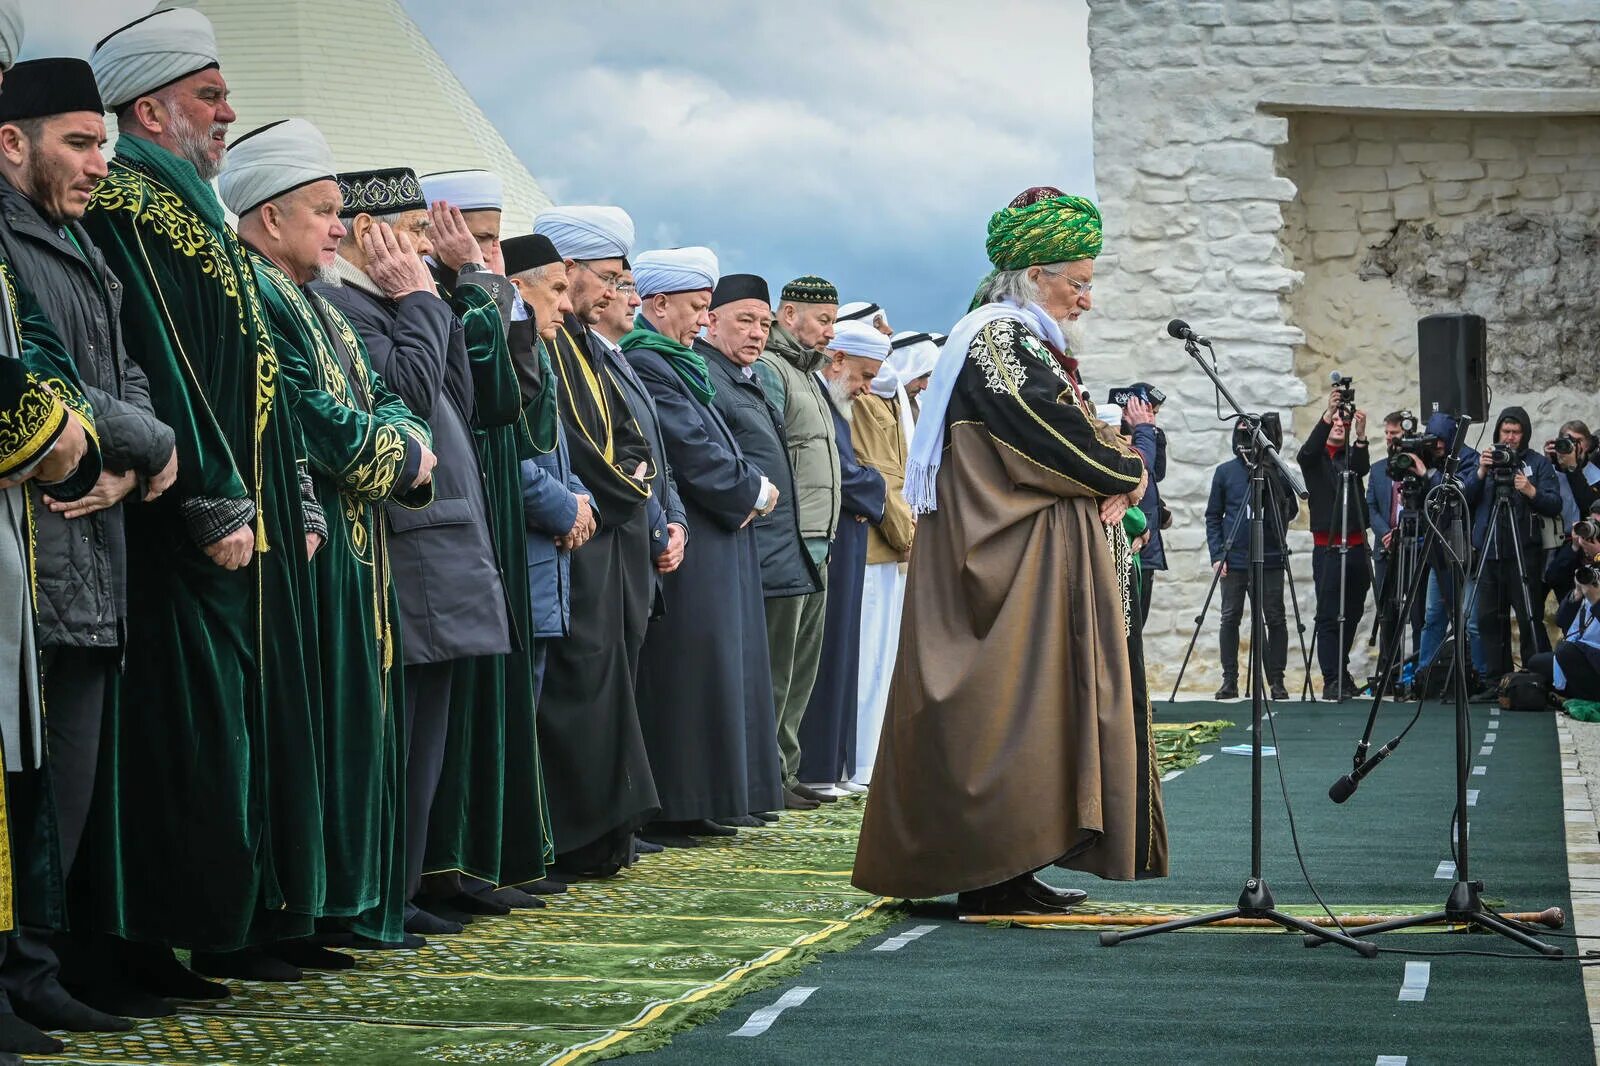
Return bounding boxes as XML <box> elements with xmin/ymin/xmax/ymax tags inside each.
<box><xmin>1525</xmin><ymin>563</ymin><xmax>1600</xmax><ymax>703</ymax></box>
<box><xmin>1545</xmin><ymin>420</ymin><xmax>1600</xmax><ymax>526</ymax></box>
<box><xmin>1461</xmin><ymin>406</ymin><xmax>1563</xmax><ymax>697</ymax></box>
<box><xmin>1297</xmin><ymin>380</ymin><xmax>1372</xmax><ymax>701</ymax></box>
<box><xmin>1407</xmin><ymin>411</ymin><xmax>1488</xmax><ymax>687</ymax></box>
<box><xmin>1368</xmin><ymin>412</ymin><xmax>1428</xmax><ymax>677</ymax></box>
<box><xmin>1207</xmin><ymin>420</ymin><xmax>1298</xmax><ymax>700</ymax></box>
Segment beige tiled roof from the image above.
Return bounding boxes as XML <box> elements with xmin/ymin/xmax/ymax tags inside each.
<box><xmin>156</xmin><ymin>0</ymin><xmax>550</xmax><ymax>235</ymax></box>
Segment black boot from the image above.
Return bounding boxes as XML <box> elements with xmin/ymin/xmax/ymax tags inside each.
<box><xmin>1214</xmin><ymin>676</ymin><xmax>1239</xmax><ymax>700</ymax></box>
<box><xmin>1269</xmin><ymin>679</ymin><xmax>1290</xmax><ymax>702</ymax></box>
<box><xmin>956</xmin><ymin>874</ymin><xmax>1081</xmax><ymax>917</ymax></box>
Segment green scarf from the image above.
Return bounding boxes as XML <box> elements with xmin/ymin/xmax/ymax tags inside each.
<box><xmin>620</xmin><ymin>315</ymin><xmax>715</xmax><ymax>405</ymax></box>
<box><xmin>116</xmin><ymin>133</ymin><xmax>228</xmax><ymax>233</ymax></box>
<box><xmin>525</xmin><ymin>336</ymin><xmax>560</xmax><ymax>455</ymax></box>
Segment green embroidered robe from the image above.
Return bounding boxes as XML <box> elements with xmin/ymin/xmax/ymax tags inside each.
<box><xmin>251</xmin><ymin>252</ymin><xmax>432</xmax><ymax>942</ymax></box>
<box><xmin>425</xmin><ymin>285</ymin><xmax>553</xmax><ymax>886</ymax></box>
<box><xmin>77</xmin><ymin>135</ymin><xmax>321</xmax><ymax>951</ymax></box>
<box><xmin>0</xmin><ymin>263</ymin><xmax>101</xmax><ymax>935</ymax></box>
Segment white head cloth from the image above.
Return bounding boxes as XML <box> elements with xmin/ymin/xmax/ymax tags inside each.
<box><xmin>838</xmin><ymin>300</ymin><xmax>885</xmax><ymax>324</ymax></box>
<box><xmin>218</xmin><ymin>118</ymin><xmax>337</xmax><ymax>217</ymax></box>
<box><xmin>532</xmin><ymin>205</ymin><xmax>634</xmax><ymax>262</ymax></box>
<box><xmin>887</xmin><ymin>331</ymin><xmax>941</xmax><ymax>388</ymax></box>
<box><xmin>0</xmin><ymin>0</ymin><xmax>23</xmax><ymax>71</ymax></box>
<box><xmin>1096</xmin><ymin>403</ymin><xmax>1124</xmax><ymax>425</ymax></box>
<box><xmin>632</xmin><ymin>247</ymin><xmax>718</xmax><ymax>298</ymax></box>
<box><xmin>904</xmin><ymin>299</ymin><xmax>1066</xmax><ymax>514</ymax></box>
<box><xmin>828</xmin><ymin>320</ymin><xmax>891</xmax><ymax>363</ymax></box>
<box><xmin>92</xmin><ymin>8</ymin><xmax>220</xmax><ymax>110</ymax></box>
<box><xmin>868</xmin><ymin>363</ymin><xmax>900</xmax><ymax>398</ymax></box>
<box><xmin>421</xmin><ymin>169</ymin><xmax>503</xmax><ymax>212</ymax></box>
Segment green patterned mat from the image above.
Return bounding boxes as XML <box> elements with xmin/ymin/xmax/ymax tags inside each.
<box><xmin>36</xmin><ymin>722</ymin><xmax>1232</xmax><ymax>1065</ymax></box>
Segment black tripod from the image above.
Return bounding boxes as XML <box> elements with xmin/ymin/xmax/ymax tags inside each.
<box><xmin>1304</xmin><ymin>452</ymin><xmax>1377</xmax><ymax>702</ymax></box>
<box><xmin>1366</xmin><ymin>492</ymin><xmax>1427</xmax><ymax>698</ymax></box>
<box><xmin>1462</xmin><ymin>468</ymin><xmax>1547</xmax><ymax>677</ymax></box>
<box><xmin>1168</xmin><ymin>465</ymin><xmax>1313</xmax><ymax>702</ymax></box>
<box><xmin>1100</xmin><ymin>340</ymin><xmax>1375</xmax><ymax>957</ymax></box>
<box><xmin>1314</xmin><ymin>441</ymin><xmax>1560</xmax><ymax>956</ymax></box>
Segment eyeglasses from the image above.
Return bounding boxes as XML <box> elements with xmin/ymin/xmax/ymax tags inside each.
<box><xmin>574</xmin><ymin>260</ymin><xmax>622</xmax><ymax>291</ymax></box>
<box><xmin>1037</xmin><ymin>265</ymin><xmax>1093</xmax><ymax>298</ymax></box>
<box><xmin>614</xmin><ymin>281</ymin><xmax>637</xmax><ymax>295</ymax></box>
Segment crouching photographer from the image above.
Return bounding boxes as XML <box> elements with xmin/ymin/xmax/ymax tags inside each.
<box><xmin>1527</xmin><ymin>562</ymin><xmax>1600</xmax><ymax>703</ymax></box>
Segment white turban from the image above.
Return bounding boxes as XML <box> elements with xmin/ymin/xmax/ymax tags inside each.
<box><xmin>217</xmin><ymin>118</ymin><xmax>337</xmax><ymax>217</ymax></box>
<box><xmin>0</xmin><ymin>0</ymin><xmax>23</xmax><ymax>72</ymax></box>
<box><xmin>837</xmin><ymin>300</ymin><xmax>882</xmax><ymax>324</ymax></box>
<box><xmin>421</xmin><ymin>169</ymin><xmax>503</xmax><ymax>212</ymax></box>
<box><xmin>828</xmin><ymin>320</ymin><xmax>890</xmax><ymax>363</ymax></box>
<box><xmin>632</xmin><ymin>247</ymin><xmax>718</xmax><ymax>298</ymax></box>
<box><xmin>868</xmin><ymin>363</ymin><xmax>901</xmax><ymax>399</ymax></box>
<box><xmin>532</xmin><ymin>205</ymin><xmax>634</xmax><ymax>262</ymax></box>
<box><xmin>888</xmin><ymin>331</ymin><xmax>941</xmax><ymax>388</ymax></box>
<box><xmin>92</xmin><ymin>8</ymin><xmax>220</xmax><ymax>110</ymax></box>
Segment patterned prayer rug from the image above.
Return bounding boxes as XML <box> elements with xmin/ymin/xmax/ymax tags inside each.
<box><xmin>41</xmin><ymin>723</ymin><xmax>1233</xmax><ymax>1065</ymax></box>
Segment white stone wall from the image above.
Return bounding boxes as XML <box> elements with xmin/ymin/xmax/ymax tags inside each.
<box><xmin>1085</xmin><ymin>0</ymin><xmax>1600</xmax><ymax>696</ymax></box>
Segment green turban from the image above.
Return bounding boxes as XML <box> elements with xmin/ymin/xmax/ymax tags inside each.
<box><xmin>985</xmin><ymin>188</ymin><xmax>1103</xmax><ymax>270</ymax></box>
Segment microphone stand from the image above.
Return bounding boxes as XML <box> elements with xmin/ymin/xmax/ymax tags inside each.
<box><xmin>1311</xmin><ymin>446</ymin><xmax>1560</xmax><ymax>955</ymax></box>
<box><xmin>1099</xmin><ymin>336</ymin><xmax>1375</xmax><ymax>957</ymax></box>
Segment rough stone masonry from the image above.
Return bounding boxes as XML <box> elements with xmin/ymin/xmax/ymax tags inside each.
<box><xmin>1084</xmin><ymin>0</ymin><xmax>1600</xmax><ymax>695</ymax></box>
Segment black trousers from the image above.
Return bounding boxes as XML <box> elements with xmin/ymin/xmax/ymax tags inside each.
<box><xmin>1137</xmin><ymin>568</ymin><xmax>1155</xmax><ymax>632</ymax></box>
<box><xmin>1374</xmin><ymin>552</ymin><xmax>1426</xmax><ymax>670</ymax></box>
<box><xmin>1217</xmin><ymin>568</ymin><xmax>1288</xmax><ymax>683</ymax></box>
<box><xmin>0</xmin><ymin>647</ymin><xmax>116</xmax><ymax>1012</ymax></box>
<box><xmin>1477</xmin><ymin>555</ymin><xmax>1548</xmax><ymax>681</ymax></box>
<box><xmin>404</xmin><ymin>660</ymin><xmax>456</xmax><ymax>899</ymax></box>
<box><xmin>1312</xmin><ymin>543</ymin><xmax>1370</xmax><ymax>685</ymax></box>
<box><xmin>1529</xmin><ymin>643</ymin><xmax>1600</xmax><ymax>702</ymax></box>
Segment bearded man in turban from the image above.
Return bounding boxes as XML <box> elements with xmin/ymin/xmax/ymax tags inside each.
<box><xmin>853</xmin><ymin>188</ymin><xmax>1167</xmax><ymax>917</ymax></box>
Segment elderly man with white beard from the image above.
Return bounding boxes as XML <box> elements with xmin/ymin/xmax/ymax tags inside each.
<box><xmin>796</xmin><ymin>321</ymin><xmax>886</xmax><ymax>797</ymax></box>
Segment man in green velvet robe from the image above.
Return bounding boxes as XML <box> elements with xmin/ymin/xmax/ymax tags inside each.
<box><xmin>221</xmin><ymin>119</ymin><xmax>439</xmax><ymax>952</ymax></box>
<box><xmin>79</xmin><ymin>9</ymin><xmax>325</xmax><ymax>1000</ymax></box>
<box><xmin>417</xmin><ymin>170</ymin><xmax>553</xmax><ymax>912</ymax></box>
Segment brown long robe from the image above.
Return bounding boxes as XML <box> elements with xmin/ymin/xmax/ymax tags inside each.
<box><xmin>852</xmin><ymin>317</ymin><xmax>1168</xmax><ymax>898</ymax></box>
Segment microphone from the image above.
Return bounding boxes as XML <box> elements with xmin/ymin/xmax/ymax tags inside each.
<box><xmin>1166</xmin><ymin>319</ymin><xmax>1210</xmax><ymax>346</ymax></box>
<box><xmin>1328</xmin><ymin>739</ymin><xmax>1399</xmax><ymax>803</ymax></box>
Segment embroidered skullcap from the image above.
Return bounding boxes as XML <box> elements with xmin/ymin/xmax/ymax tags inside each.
<box><xmin>632</xmin><ymin>247</ymin><xmax>718</xmax><ymax>298</ymax></box>
<box><xmin>711</xmin><ymin>274</ymin><xmax>769</xmax><ymax>310</ymax></box>
<box><xmin>828</xmin><ymin>320</ymin><xmax>890</xmax><ymax>363</ymax></box>
<box><xmin>779</xmin><ymin>275</ymin><xmax>837</xmax><ymax>306</ymax></box>
<box><xmin>0</xmin><ymin>58</ymin><xmax>103</xmax><ymax>122</ymax></box>
<box><xmin>0</xmin><ymin>0</ymin><xmax>23</xmax><ymax>72</ymax></box>
<box><xmin>218</xmin><ymin>119</ymin><xmax>337</xmax><ymax>217</ymax></box>
<box><xmin>92</xmin><ymin>8</ymin><xmax>220</xmax><ymax>111</ymax></box>
<box><xmin>420</xmin><ymin>169</ymin><xmax>503</xmax><ymax>212</ymax></box>
<box><xmin>502</xmin><ymin>234</ymin><xmax>562</xmax><ymax>277</ymax></box>
<box><xmin>336</xmin><ymin>167</ymin><xmax>426</xmax><ymax>219</ymax></box>
<box><xmin>532</xmin><ymin>205</ymin><xmax>634</xmax><ymax>262</ymax></box>
<box><xmin>985</xmin><ymin>185</ymin><xmax>1103</xmax><ymax>270</ymax></box>
<box><xmin>888</xmin><ymin>330</ymin><xmax>940</xmax><ymax>386</ymax></box>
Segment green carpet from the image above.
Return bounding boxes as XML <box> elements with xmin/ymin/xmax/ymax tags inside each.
<box><xmin>627</xmin><ymin>702</ymin><xmax>1593</xmax><ymax>1066</ymax></box>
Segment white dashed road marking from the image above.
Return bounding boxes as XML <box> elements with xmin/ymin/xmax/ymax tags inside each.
<box><xmin>873</xmin><ymin>925</ymin><xmax>938</xmax><ymax>952</ymax></box>
<box><xmin>730</xmin><ymin>987</ymin><xmax>818</xmax><ymax>1037</ymax></box>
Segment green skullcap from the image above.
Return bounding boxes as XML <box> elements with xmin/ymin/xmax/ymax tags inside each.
<box><xmin>780</xmin><ymin>275</ymin><xmax>838</xmax><ymax>305</ymax></box>
<box><xmin>985</xmin><ymin>186</ymin><xmax>1103</xmax><ymax>270</ymax></box>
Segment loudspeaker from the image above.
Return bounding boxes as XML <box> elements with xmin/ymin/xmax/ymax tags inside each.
<box><xmin>1417</xmin><ymin>313</ymin><xmax>1487</xmax><ymax>422</ymax></box>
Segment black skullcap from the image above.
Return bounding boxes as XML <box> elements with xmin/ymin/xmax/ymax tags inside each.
<box><xmin>336</xmin><ymin>167</ymin><xmax>425</xmax><ymax>219</ymax></box>
<box><xmin>0</xmin><ymin>58</ymin><xmax>103</xmax><ymax>123</ymax></box>
<box><xmin>502</xmin><ymin>233</ymin><xmax>562</xmax><ymax>277</ymax></box>
<box><xmin>710</xmin><ymin>273</ymin><xmax>770</xmax><ymax>310</ymax></box>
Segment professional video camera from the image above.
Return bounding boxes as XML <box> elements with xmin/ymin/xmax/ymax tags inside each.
<box><xmin>1107</xmin><ymin>383</ymin><xmax>1166</xmax><ymax>409</ymax></box>
<box><xmin>1384</xmin><ymin>412</ymin><xmax>1439</xmax><ymax>488</ymax></box>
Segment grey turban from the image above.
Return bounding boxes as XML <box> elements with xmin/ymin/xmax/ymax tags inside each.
<box><xmin>218</xmin><ymin>118</ymin><xmax>338</xmax><ymax>217</ymax></box>
<box><xmin>92</xmin><ymin>8</ymin><xmax>220</xmax><ymax>111</ymax></box>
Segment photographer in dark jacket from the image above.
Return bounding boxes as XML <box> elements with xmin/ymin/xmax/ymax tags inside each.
<box><xmin>1461</xmin><ymin>406</ymin><xmax>1562</xmax><ymax>694</ymax></box>
<box><xmin>1296</xmin><ymin>386</ymin><xmax>1372</xmax><ymax>701</ymax></box>
<box><xmin>1206</xmin><ymin>422</ymin><xmax>1299</xmax><ymax>700</ymax></box>
<box><xmin>1526</xmin><ymin>565</ymin><xmax>1600</xmax><ymax>703</ymax></box>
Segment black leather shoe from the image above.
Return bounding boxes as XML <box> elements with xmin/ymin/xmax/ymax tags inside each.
<box><xmin>1029</xmin><ymin>875</ymin><xmax>1089</xmax><ymax>908</ymax></box>
<box><xmin>1270</xmin><ymin>681</ymin><xmax>1290</xmax><ymax>702</ymax></box>
<box><xmin>1214</xmin><ymin>679</ymin><xmax>1239</xmax><ymax>699</ymax></box>
<box><xmin>957</xmin><ymin>875</ymin><xmax>1081</xmax><ymax>917</ymax></box>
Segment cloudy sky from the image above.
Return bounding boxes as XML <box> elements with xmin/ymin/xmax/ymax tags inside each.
<box><xmin>24</xmin><ymin>0</ymin><xmax>1093</xmax><ymax>331</ymax></box>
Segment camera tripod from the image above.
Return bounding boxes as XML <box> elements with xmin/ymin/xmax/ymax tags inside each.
<box><xmin>1167</xmin><ymin>466</ymin><xmax>1313</xmax><ymax>702</ymax></box>
<box><xmin>1303</xmin><ymin>453</ymin><xmax>1378</xmax><ymax>702</ymax></box>
<box><xmin>1365</xmin><ymin>483</ymin><xmax>1429</xmax><ymax>698</ymax></box>
<box><xmin>1100</xmin><ymin>336</ymin><xmax>1375</xmax><ymax>958</ymax></box>
<box><xmin>1461</xmin><ymin>468</ymin><xmax>1549</xmax><ymax>681</ymax></box>
<box><xmin>1315</xmin><ymin>430</ymin><xmax>1560</xmax><ymax>956</ymax></box>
